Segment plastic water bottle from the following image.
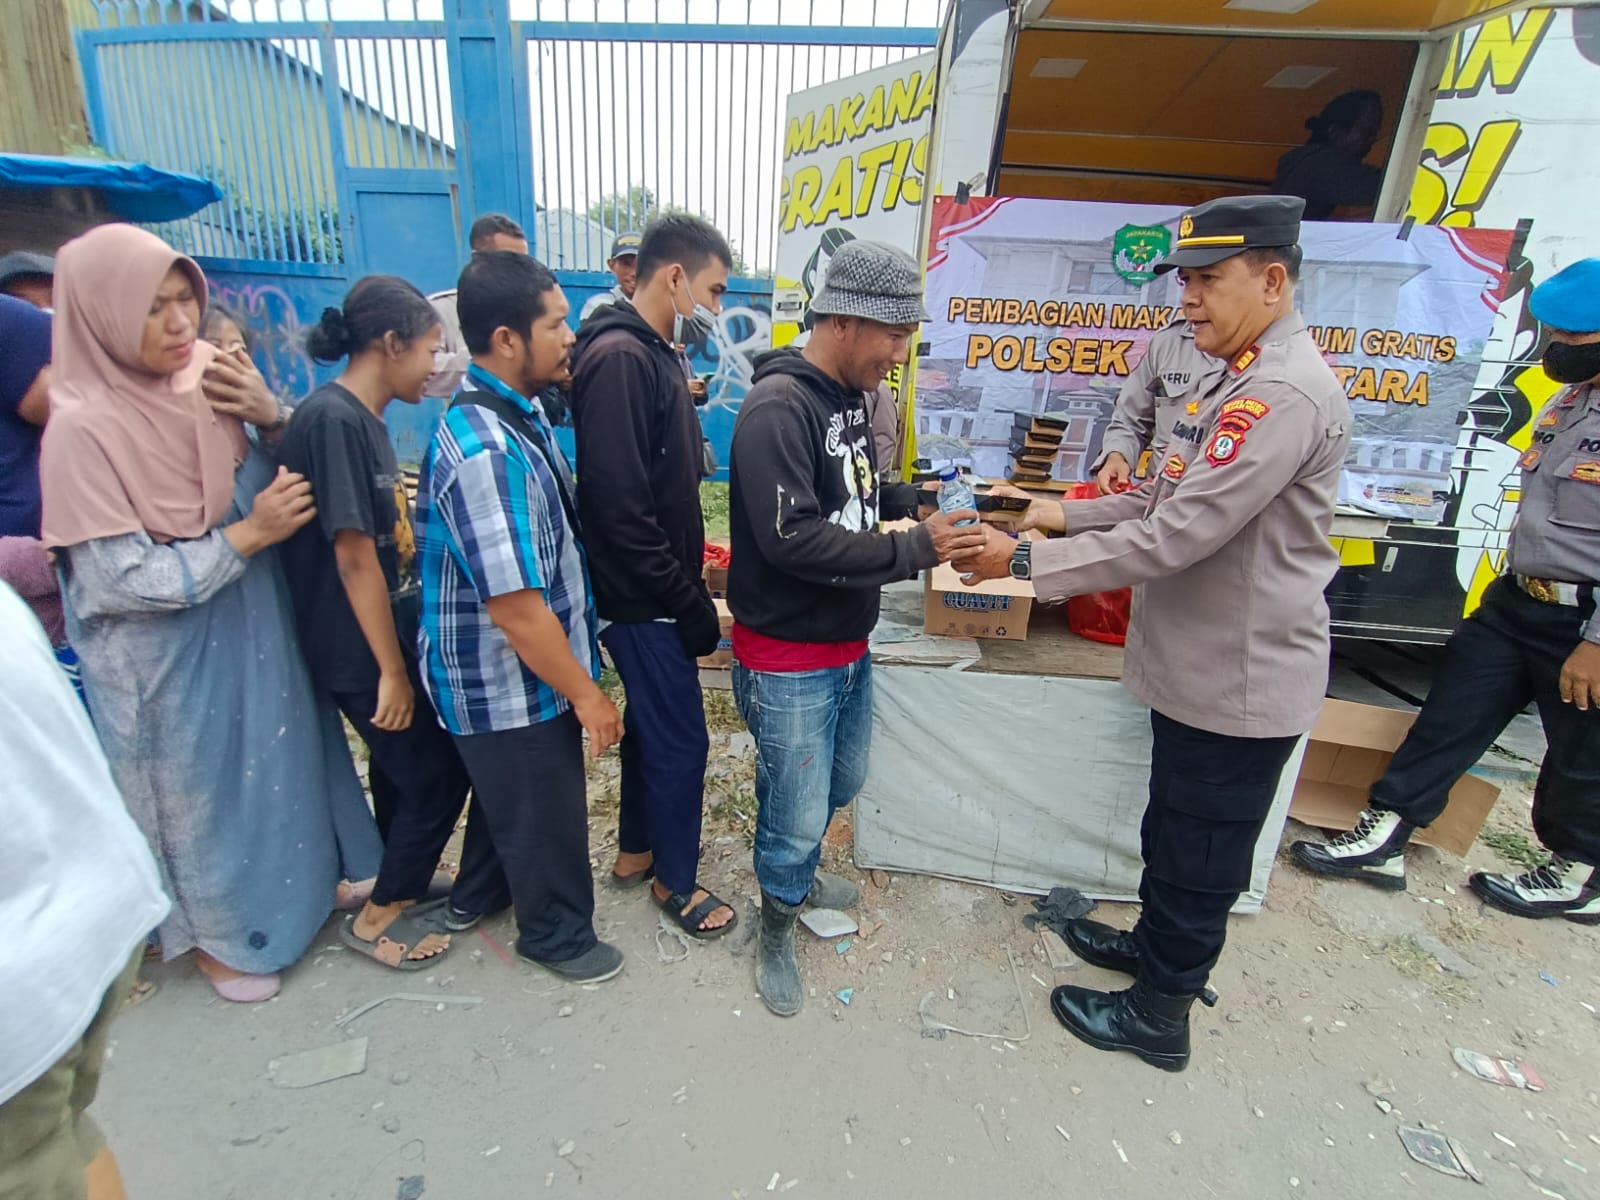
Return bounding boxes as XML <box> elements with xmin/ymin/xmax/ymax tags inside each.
<box><xmin>937</xmin><ymin>466</ymin><xmax>978</xmax><ymax>526</ymax></box>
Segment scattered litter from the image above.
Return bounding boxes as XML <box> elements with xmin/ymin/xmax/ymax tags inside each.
<box><xmin>672</xmin><ymin>1087</ymin><xmax>688</xmax><ymax>1105</ymax></box>
<box><xmin>1253</xmin><ymin>1107</ymin><xmax>1265</xmax><ymax>1119</ymax></box>
<box><xmin>1143</xmin><ymin>1098</ymin><xmax>1154</xmax><ymax>1107</ymax></box>
<box><xmin>268</xmin><ymin>1038</ymin><xmax>368</xmax><ymax>1089</ymax></box>
<box><xmin>844</xmin><ymin>1131</ymin><xmax>852</xmax><ymax>1146</ymax></box>
<box><xmin>1363</xmin><ymin>1078</ymin><xmax>1396</xmax><ymax>1099</ymax></box>
<box><xmin>781</xmin><ymin>1181</ymin><xmax>799</xmax><ymax>1193</ymax></box>
<box><xmin>1039</xmin><ymin>928</ymin><xmax>1076</xmax><ymax>972</ymax></box>
<box><xmin>766</xmin><ymin>1172</ymin><xmax>781</xmax><ymax>1191</ymax></box>
<box><xmin>1582</xmin><ymin>1002</ymin><xmax>1596</xmax><ymax>1015</ymax></box>
<box><xmin>836</xmin><ymin>939</ymin><xmax>853</xmax><ymax>956</ymax></box>
<box><xmin>557</xmin><ymin>1005</ymin><xmax>574</xmax><ymax>1018</ymax></box>
<box><xmin>1493</xmin><ymin>1132</ymin><xmax>1518</xmax><ymax>1148</ymax></box>
<box><xmin>1289</xmin><ymin>1179</ymin><xmax>1300</xmax><ymax>1189</ymax></box>
<box><xmin>545</xmin><ymin>1173</ymin><xmax>554</xmax><ymax>1188</ymax></box>
<box><xmin>1056</xmin><ymin>1126</ymin><xmax>1071</xmax><ymax>1143</ymax></box>
<box><xmin>1023</xmin><ymin>887</ymin><xmax>1095</xmax><ymax>937</ymax></box>
<box><xmin>1590</xmin><ymin>1135</ymin><xmax>1600</xmax><ymax>1148</ymax></box>
<box><xmin>882</xmin><ymin>952</ymin><xmax>895</xmax><ymax>964</ymax></box>
<box><xmin>1453</xmin><ymin>1048</ymin><xmax>1545</xmax><ymax>1091</ymax></box>
<box><xmin>918</xmin><ymin>953</ymin><xmax>1031</xmax><ymax>1042</ymax></box>
<box><xmin>1168</xmin><ymin>1131</ymin><xmax>1183</xmax><ymax>1146</ymax></box>
<box><xmin>870</xmin><ymin>869</ymin><xmax>890</xmax><ymax>889</ymax></box>
<box><xmin>1376</xmin><ymin>1100</ymin><xmax>1393</xmax><ymax>1115</ymax></box>
<box><xmin>837</xmin><ymin>988</ymin><xmax>854</xmax><ymax>1006</ymax></box>
<box><xmin>334</xmin><ymin>993</ymin><xmax>483</xmax><ymax>1029</ymax></box>
<box><xmin>800</xmin><ymin>909</ymin><xmax>858</xmax><ymax>939</ymax></box>
<box><xmin>1541</xmin><ymin>971</ymin><xmax>1561</xmax><ymax>988</ymax></box>
<box><xmin>1113</xmin><ymin>1140</ymin><xmax>1128</xmax><ymax>1165</ymax></box>
<box><xmin>556</xmin><ymin>1140</ymin><xmax>574</xmax><ymax>1158</ymax></box>
<box><xmin>483</xmin><ymin>1146</ymin><xmax>501</xmax><ymax>1158</ymax></box>
<box><xmin>1444</xmin><ymin>884</ymin><xmax>1457</xmax><ymax>895</ymax></box>
<box><xmin>1564</xmin><ymin>1159</ymin><xmax>1589</xmax><ymax>1175</ymax></box>
<box><xmin>1398</xmin><ymin>1127</ymin><xmax>1470</xmax><ymax>1180</ymax></box>
<box><xmin>1449</xmin><ymin>1139</ymin><xmax>1484</xmax><ymax>1184</ymax></box>
<box><xmin>947</xmin><ymin>988</ymin><xmax>956</xmax><ymax>1002</ymax></box>
<box><xmin>655</xmin><ymin>914</ymin><xmax>691</xmax><ymax>963</ymax></box>
<box><xmin>391</xmin><ymin>1071</ymin><xmax>412</xmax><ymax>1086</ymax></box>
<box><xmin>396</xmin><ymin>1176</ymin><xmax>425</xmax><ymax>1200</ymax></box>
<box><xmin>900</xmin><ymin>1137</ymin><xmax>912</xmax><ymax>1148</ymax></box>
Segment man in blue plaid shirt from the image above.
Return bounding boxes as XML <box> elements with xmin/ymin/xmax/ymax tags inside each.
<box><xmin>416</xmin><ymin>250</ymin><xmax>626</xmax><ymax>985</ymax></box>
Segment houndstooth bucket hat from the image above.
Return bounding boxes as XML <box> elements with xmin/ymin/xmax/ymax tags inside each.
<box><xmin>808</xmin><ymin>240</ymin><xmax>930</xmax><ymax>326</ymax></box>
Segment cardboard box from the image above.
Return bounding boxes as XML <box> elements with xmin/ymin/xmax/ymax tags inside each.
<box><xmin>696</xmin><ymin>599</ymin><xmax>735</xmax><ymax>669</ymax></box>
<box><xmin>1290</xmin><ymin>698</ymin><xmax>1500</xmax><ymax>857</ymax></box>
<box><xmin>923</xmin><ymin>557</ymin><xmax>1035</xmax><ymax>641</ymax></box>
<box><xmin>703</xmin><ymin>563</ymin><xmax>728</xmax><ymax>598</ymax></box>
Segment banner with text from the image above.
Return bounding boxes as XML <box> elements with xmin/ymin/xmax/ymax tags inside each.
<box><xmin>917</xmin><ymin>196</ymin><xmax>1512</xmax><ymax>522</ymax></box>
<box><xmin>772</xmin><ymin>52</ymin><xmax>938</xmax><ymax>349</ymax></box>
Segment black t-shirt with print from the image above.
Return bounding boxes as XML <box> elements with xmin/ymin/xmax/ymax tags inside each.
<box><xmin>278</xmin><ymin>382</ymin><xmax>419</xmax><ymax>694</ymax></box>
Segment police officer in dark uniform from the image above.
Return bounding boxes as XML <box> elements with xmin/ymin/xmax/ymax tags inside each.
<box><xmin>961</xmin><ymin>195</ymin><xmax>1350</xmax><ymax>1072</ymax></box>
<box><xmin>1294</xmin><ymin>258</ymin><xmax>1600</xmax><ymax>919</ymax></box>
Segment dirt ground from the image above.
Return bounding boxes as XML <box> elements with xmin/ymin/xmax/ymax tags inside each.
<box><xmin>98</xmin><ymin>685</ymin><xmax>1600</xmax><ymax>1200</ymax></box>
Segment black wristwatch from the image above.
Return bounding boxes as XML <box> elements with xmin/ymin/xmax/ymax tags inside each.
<box><xmin>1009</xmin><ymin>540</ymin><xmax>1032</xmax><ymax>581</ymax></box>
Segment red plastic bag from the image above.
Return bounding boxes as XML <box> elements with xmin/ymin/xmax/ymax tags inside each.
<box><xmin>1062</xmin><ymin>482</ymin><xmax>1131</xmax><ymax>645</ymax></box>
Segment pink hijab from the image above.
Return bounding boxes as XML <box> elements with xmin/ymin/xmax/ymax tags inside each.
<box><xmin>39</xmin><ymin>224</ymin><xmax>248</xmax><ymax>549</ymax></box>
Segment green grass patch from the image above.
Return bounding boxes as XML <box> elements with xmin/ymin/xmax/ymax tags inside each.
<box><xmin>1480</xmin><ymin>828</ymin><xmax>1545</xmax><ymax>872</ymax></box>
<box><xmin>701</xmin><ymin>480</ymin><xmax>730</xmax><ymax>543</ymax></box>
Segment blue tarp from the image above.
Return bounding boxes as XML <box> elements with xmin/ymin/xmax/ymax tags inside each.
<box><xmin>0</xmin><ymin>153</ymin><xmax>222</xmax><ymax>223</ymax></box>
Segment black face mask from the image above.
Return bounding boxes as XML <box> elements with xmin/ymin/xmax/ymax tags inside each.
<box><xmin>1542</xmin><ymin>340</ymin><xmax>1600</xmax><ymax>385</ymax></box>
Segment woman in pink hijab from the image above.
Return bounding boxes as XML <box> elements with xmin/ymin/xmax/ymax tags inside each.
<box><xmin>39</xmin><ymin>225</ymin><xmax>383</xmax><ymax>1003</ymax></box>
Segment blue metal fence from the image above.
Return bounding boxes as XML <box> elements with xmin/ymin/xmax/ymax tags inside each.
<box><xmin>74</xmin><ymin>0</ymin><xmax>942</xmax><ymax>465</ymax></box>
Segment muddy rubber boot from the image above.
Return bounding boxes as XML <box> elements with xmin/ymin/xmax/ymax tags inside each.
<box><xmin>1063</xmin><ymin>918</ymin><xmax>1139</xmax><ymax>975</ymax></box>
<box><xmin>806</xmin><ymin>870</ymin><xmax>861</xmax><ymax>909</ymax></box>
<box><xmin>1051</xmin><ymin>978</ymin><xmax>1196</xmax><ymax>1073</ymax></box>
<box><xmin>757</xmin><ymin>892</ymin><xmax>803</xmax><ymax>1017</ymax></box>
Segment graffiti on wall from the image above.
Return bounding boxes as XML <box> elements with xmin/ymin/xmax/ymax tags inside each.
<box><xmin>208</xmin><ymin>274</ymin><xmax>343</xmax><ymax>402</ymax></box>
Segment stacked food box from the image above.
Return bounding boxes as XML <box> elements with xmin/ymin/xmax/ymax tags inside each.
<box><xmin>1008</xmin><ymin>412</ymin><xmax>1067</xmax><ymax>485</ymax></box>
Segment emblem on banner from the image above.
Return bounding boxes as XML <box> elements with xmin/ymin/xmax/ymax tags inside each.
<box><xmin>1112</xmin><ymin>224</ymin><xmax>1173</xmax><ymax>284</ymax></box>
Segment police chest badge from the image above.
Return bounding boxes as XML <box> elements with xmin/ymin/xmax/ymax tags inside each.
<box><xmin>1162</xmin><ymin>454</ymin><xmax>1187</xmax><ymax>482</ymax></box>
<box><xmin>1572</xmin><ymin>460</ymin><xmax>1600</xmax><ymax>483</ymax></box>
<box><xmin>1205</xmin><ymin>428</ymin><xmax>1243</xmax><ymax>467</ymax></box>
<box><xmin>1113</xmin><ymin>224</ymin><xmax>1173</xmax><ymax>284</ymax></box>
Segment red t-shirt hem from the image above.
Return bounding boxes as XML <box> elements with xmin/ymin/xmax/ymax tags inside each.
<box><xmin>731</xmin><ymin>624</ymin><xmax>869</xmax><ymax>673</ymax></box>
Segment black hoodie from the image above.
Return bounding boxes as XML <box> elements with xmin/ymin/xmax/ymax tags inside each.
<box><xmin>569</xmin><ymin>300</ymin><xmax>711</xmax><ymax>627</ymax></box>
<box><xmin>728</xmin><ymin>349</ymin><xmax>933</xmax><ymax>644</ymax></box>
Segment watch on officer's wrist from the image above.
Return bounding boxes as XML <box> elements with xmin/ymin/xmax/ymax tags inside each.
<box><xmin>1009</xmin><ymin>540</ymin><xmax>1032</xmax><ymax>581</ymax></box>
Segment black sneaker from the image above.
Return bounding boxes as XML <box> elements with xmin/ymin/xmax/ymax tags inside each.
<box><xmin>442</xmin><ymin>905</ymin><xmax>483</xmax><ymax>932</ymax></box>
<box><xmin>518</xmin><ymin>940</ymin><xmax>625</xmax><ymax>984</ymax></box>
<box><xmin>1290</xmin><ymin>807</ymin><xmax>1414</xmax><ymax>890</ymax></box>
<box><xmin>1470</xmin><ymin>855</ymin><xmax>1600</xmax><ymax>920</ymax></box>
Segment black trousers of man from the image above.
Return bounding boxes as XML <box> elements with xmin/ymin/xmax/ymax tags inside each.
<box><xmin>451</xmin><ymin>710</ymin><xmax>598</xmax><ymax>964</ymax></box>
<box><xmin>332</xmin><ymin>655</ymin><xmax>477</xmax><ymax>908</ymax></box>
<box><xmin>1371</xmin><ymin>576</ymin><xmax>1600</xmax><ymax>864</ymax></box>
<box><xmin>1134</xmin><ymin>711</ymin><xmax>1300</xmax><ymax>996</ymax></box>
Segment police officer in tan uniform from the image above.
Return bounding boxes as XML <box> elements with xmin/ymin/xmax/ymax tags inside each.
<box><xmin>959</xmin><ymin>195</ymin><xmax>1351</xmax><ymax>1073</ymax></box>
<box><xmin>1092</xmin><ymin>317</ymin><xmax>1223</xmax><ymax>494</ymax></box>
<box><xmin>1294</xmin><ymin>258</ymin><xmax>1600</xmax><ymax>919</ymax></box>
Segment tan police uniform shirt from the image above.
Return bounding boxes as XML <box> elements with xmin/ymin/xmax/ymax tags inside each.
<box><xmin>1093</xmin><ymin>318</ymin><xmax>1225</xmax><ymax>474</ymax></box>
<box><xmin>1033</xmin><ymin>312</ymin><xmax>1352</xmax><ymax>739</ymax></box>
<box><xmin>1511</xmin><ymin>383</ymin><xmax>1600</xmax><ymax>643</ymax></box>
<box><xmin>423</xmin><ymin>289</ymin><xmax>467</xmax><ymax>400</ymax></box>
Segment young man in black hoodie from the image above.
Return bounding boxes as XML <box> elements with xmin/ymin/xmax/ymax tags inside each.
<box><xmin>569</xmin><ymin>214</ymin><xmax>739</xmax><ymax>940</ymax></box>
<box><xmin>728</xmin><ymin>240</ymin><xmax>984</xmax><ymax>1015</ymax></box>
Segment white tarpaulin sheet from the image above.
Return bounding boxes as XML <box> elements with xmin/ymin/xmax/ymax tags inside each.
<box><xmin>855</xmin><ymin>664</ymin><xmax>1306</xmax><ymax>913</ymax></box>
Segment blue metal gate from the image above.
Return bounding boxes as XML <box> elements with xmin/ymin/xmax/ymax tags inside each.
<box><xmin>74</xmin><ymin>0</ymin><xmax>939</xmax><ymax>464</ymax></box>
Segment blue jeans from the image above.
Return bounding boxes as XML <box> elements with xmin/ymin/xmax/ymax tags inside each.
<box><xmin>732</xmin><ymin>656</ymin><xmax>873</xmax><ymax>906</ymax></box>
<box><xmin>601</xmin><ymin>621</ymin><xmax>711</xmax><ymax>896</ymax></box>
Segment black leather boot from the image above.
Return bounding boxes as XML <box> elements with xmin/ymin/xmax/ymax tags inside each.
<box><xmin>1051</xmin><ymin>978</ymin><xmax>1196</xmax><ymax>1072</ymax></box>
<box><xmin>1063</xmin><ymin>918</ymin><xmax>1138</xmax><ymax>975</ymax></box>
<box><xmin>756</xmin><ymin>893</ymin><xmax>803</xmax><ymax>1017</ymax></box>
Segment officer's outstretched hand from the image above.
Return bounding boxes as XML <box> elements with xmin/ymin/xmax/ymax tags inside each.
<box><xmin>1559</xmin><ymin>641</ymin><xmax>1600</xmax><ymax>711</ymax></box>
<box><xmin>986</xmin><ymin>485</ymin><xmax>1066</xmax><ymax>534</ymax></box>
<box><xmin>953</xmin><ymin>525</ymin><xmax>1016</xmax><ymax>586</ymax></box>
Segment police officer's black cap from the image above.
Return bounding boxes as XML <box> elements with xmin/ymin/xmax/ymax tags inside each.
<box><xmin>1154</xmin><ymin>195</ymin><xmax>1306</xmax><ymax>273</ymax></box>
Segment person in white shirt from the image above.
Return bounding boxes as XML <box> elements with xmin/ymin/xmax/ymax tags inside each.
<box><xmin>423</xmin><ymin>213</ymin><xmax>530</xmax><ymax>400</ymax></box>
<box><xmin>0</xmin><ymin>582</ymin><xmax>170</xmax><ymax>1199</ymax></box>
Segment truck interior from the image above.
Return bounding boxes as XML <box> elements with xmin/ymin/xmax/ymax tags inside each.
<box><xmin>993</xmin><ymin>0</ymin><xmax>1547</xmax><ymax>209</ymax></box>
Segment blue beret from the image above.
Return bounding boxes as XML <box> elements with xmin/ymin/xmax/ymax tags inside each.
<box><xmin>1529</xmin><ymin>258</ymin><xmax>1600</xmax><ymax>334</ymax></box>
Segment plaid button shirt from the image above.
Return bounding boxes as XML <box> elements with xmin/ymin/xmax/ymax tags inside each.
<box><xmin>416</xmin><ymin>369</ymin><xmax>598</xmax><ymax>735</ymax></box>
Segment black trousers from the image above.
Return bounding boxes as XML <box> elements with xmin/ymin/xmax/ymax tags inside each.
<box><xmin>332</xmin><ymin>658</ymin><xmax>475</xmax><ymax>908</ymax></box>
<box><xmin>451</xmin><ymin>710</ymin><xmax>598</xmax><ymax>963</ymax></box>
<box><xmin>1372</xmin><ymin>576</ymin><xmax>1600</xmax><ymax>864</ymax></box>
<box><xmin>1134</xmin><ymin>711</ymin><xmax>1300</xmax><ymax>995</ymax></box>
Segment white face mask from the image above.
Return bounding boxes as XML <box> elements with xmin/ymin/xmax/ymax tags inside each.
<box><xmin>671</xmin><ymin>273</ymin><xmax>716</xmax><ymax>345</ymax></box>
